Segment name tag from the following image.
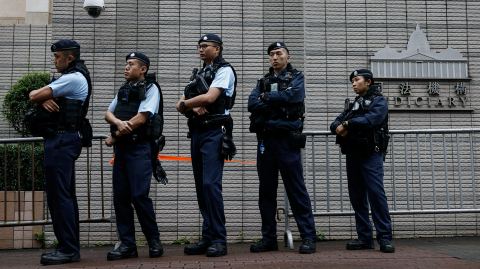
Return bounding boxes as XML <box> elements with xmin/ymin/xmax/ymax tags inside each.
<box><xmin>271</xmin><ymin>83</ymin><xmax>278</xmax><ymax>92</ymax></box>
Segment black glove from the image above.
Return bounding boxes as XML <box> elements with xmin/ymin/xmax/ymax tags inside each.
<box><xmin>153</xmin><ymin>159</ymin><xmax>168</xmax><ymax>185</ymax></box>
<box><xmin>220</xmin><ymin>133</ymin><xmax>236</xmax><ymax>161</ymax></box>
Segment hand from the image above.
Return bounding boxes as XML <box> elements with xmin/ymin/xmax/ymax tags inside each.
<box><xmin>41</xmin><ymin>98</ymin><xmax>59</xmax><ymax>112</ymax></box>
<box><xmin>105</xmin><ymin>136</ymin><xmax>116</xmax><ymax>147</ymax></box>
<box><xmin>258</xmin><ymin>93</ymin><xmax>264</xmax><ymax>100</ymax></box>
<box><xmin>115</xmin><ymin>120</ymin><xmax>133</xmax><ymax>135</ymax></box>
<box><xmin>336</xmin><ymin>124</ymin><xmax>349</xmax><ymax>137</ymax></box>
<box><xmin>192</xmin><ymin>106</ymin><xmax>208</xmax><ymax>116</ymax></box>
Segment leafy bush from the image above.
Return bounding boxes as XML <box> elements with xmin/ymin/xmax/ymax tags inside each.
<box><xmin>1</xmin><ymin>71</ymin><xmax>50</xmax><ymax>137</ymax></box>
<box><xmin>0</xmin><ymin>143</ymin><xmax>45</xmax><ymax>191</ymax></box>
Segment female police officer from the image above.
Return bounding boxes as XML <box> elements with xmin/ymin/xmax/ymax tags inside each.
<box><xmin>330</xmin><ymin>69</ymin><xmax>395</xmax><ymax>253</ymax></box>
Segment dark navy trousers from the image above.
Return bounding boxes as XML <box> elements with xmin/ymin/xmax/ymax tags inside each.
<box><xmin>346</xmin><ymin>151</ymin><xmax>392</xmax><ymax>243</ymax></box>
<box><xmin>191</xmin><ymin>127</ymin><xmax>226</xmax><ymax>244</ymax></box>
<box><xmin>113</xmin><ymin>140</ymin><xmax>160</xmax><ymax>247</ymax></box>
<box><xmin>257</xmin><ymin>134</ymin><xmax>317</xmax><ymax>242</ymax></box>
<box><xmin>44</xmin><ymin>132</ymin><xmax>82</xmax><ymax>254</ymax></box>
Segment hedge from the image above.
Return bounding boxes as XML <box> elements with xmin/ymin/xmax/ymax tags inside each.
<box><xmin>0</xmin><ymin>143</ymin><xmax>45</xmax><ymax>191</ymax></box>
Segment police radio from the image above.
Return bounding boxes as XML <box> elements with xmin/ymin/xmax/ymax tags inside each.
<box><xmin>344</xmin><ymin>98</ymin><xmax>350</xmax><ymax>111</ymax></box>
<box><xmin>190</xmin><ymin>68</ymin><xmax>198</xmax><ymax>81</ymax></box>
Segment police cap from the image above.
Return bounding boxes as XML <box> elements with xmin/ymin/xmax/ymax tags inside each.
<box><xmin>51</xmin><ymin>40</ymin><xmax>80</xmax><ymax>52</ymax></box>
<box><xmin>350</xmin><ymin>69</ymin><xmax>374</xmax><ymax>84</ymax></box>
<box><xmin>267</xmin><ymin>42</ymin><xmax>289</xmax><ymax>55</ymax></box>
<box><xmin>126</xmin><ymin>52</ymin><xmax>150</xmax><ymax>69</ymax></box>
<box><xmin>198</xmin><ymin>34</ymin><xmax>223</xmax><ymax>45</ymax></box>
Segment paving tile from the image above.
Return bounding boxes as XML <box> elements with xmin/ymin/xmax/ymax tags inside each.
<box><xmin>1</xmin><ymin>238</ymin><xmax>480</xmax><ymax>268</ymax></box>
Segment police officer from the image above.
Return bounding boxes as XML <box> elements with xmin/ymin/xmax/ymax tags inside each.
<box><xmin>330</xmin><ymin>69</ymin><xmax>395</xmax><ymax>253</ymax></box>
<box><xmin>28</xmin><ymin>40</ymin><xmax>90</xmax><ymax>265</ymax></box>
<box><xmin>248</xmin><ymin>42</ymin><xmax>316</xmax><ymax>254</ymax></box>
<box><xmin>175</xmin><ymin>34</ymin><xmax>236</xmax><ymax>257</ymax></box>
<box><xmin>104</xmin><ymin>52</ymin><xmax>164</xmax><ymax>260</ymax></box>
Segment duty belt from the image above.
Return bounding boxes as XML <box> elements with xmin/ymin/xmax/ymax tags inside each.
<box><xmin>190</xmin><ymin>115</ymin><xmax>230</xmax><ymax>130</ymax></box>
<box><xmin>52</xmin><ymin>123</ymin><xmax>78</xmax><ymax>134</ymax></box>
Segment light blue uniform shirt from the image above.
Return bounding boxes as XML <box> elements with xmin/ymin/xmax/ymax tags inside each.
<box><xmin>210</xmin><ymin>66</ymin><xmax>235</xmax><ymax>115</ymax></box>
<box><xmin>48</xmin><ymin>72</ymin><xmax>88</xmax><ymax>102</ymax></box>
<box><xmin>108</xmin><ymin>82</ymin><xmax>160</xmax><ymax>117</ymax></box>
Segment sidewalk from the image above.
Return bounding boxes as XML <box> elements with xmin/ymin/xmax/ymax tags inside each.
<box><xmin>1</xmin><ymin>237</ymin><xmax>480</xmax><ymax>268</ymax></box>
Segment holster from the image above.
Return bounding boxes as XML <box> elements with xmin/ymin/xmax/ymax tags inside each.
<box><xmin>145</xmin><ymin>113</ymin><xmax>163</xmax><ymax>139</ymax></box>
<box><xmin>288</xmin><ymin>131</ymin><xmax>306</xmax><ymax>149</ymax></box>
<box><xmin>80</xmin><ymin>118</ymin><xmax>93</xmax><ymax>147</ymax></box>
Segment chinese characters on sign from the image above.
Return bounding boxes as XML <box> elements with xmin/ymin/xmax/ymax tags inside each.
<box><xmin>427</xmin><ymin>82</ymin><xmax>439</xmax><ymax>95</ymax></box>
<box><xmin>399</xmin><ymin>83</ymin><xmax>411</xmax><ymax>95</ymax></box>
<box><xmin>455</xmin><ymin>82</ymin><xmax>467</xmax><ymax>95</ymax></box>
<box><xmin>392</xmin><ymin>82</ymin><xmax>468</xmax><ymax>107</ymax></box>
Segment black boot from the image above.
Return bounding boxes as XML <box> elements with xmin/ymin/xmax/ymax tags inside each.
<box><xmin>346</xmin><ymin>239</ymin><xmax>375</xmax><ymax>250</ymax></box>
<box><xmin>299</xmin><ymin>239</ymin><xmax>316</xmax><ymax>254</ymax></box>
<box><xmin>107</xmin><ymin>244</ymin><xmax>138</xmax><ymax>260</ymax></box>
<box><xmin>380</xmin><ymin>241</ymin><xmax>395</xmax><ymax>253</ymax></box>
<box><xmin>184</xmin><ymin>240</ymin><xmax>212</xmax><ymax>255</ymax></box>
<box><xmin>148</xmin><ymin>239</ymin><xmax>164</xmax><ymax>258</ymax></box>
<box><xmin>206</xmin><ymin>242</ymin><xmax>227</xmax><ymax>257</ymax></box>
<box><xmin>250</xmin><ymin>239</ymin><xmax>279</xmax><ymax>252</ymax></box>
<box><xmin>40</xmin><ymin>250</ymin><xmax>80</xmax><ymax>265</ymax></box>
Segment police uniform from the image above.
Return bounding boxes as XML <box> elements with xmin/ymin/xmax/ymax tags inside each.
<box><xmin>248</xmin><ymin>42</ymin><xmax>316</xmax><ymax>254</ymax></box>
<box><xmin>182</xmin><ymin>34</ymin><xmax>236</xmax><ymax>257</ymax></box>
<box><xmin>107</xmin><ymin>52</ymin><xmax>164</xmax><ymax>260</ymax></box>
<box><xmin>330</xmin><ymin>69</ymin><xmax>395</xmax><ymax>253</ymax></box>
<box><xmin>39</xmin><ymin>40</ymin><xmax>91</xmax><ymax>265</ymax></box>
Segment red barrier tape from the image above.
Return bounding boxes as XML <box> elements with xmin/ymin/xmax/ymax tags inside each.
<box><xmin>110</xmin><ymin>154</ymin><xmax>256</xmax><ymax>164</ymax></box>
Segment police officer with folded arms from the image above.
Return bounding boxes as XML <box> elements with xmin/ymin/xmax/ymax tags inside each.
<box><xmin>28</xmin><ymin>40</ymin><xmax>91</xmax><ymax>265</ymax></box>
<box><xmin>176</xmin><ymin>34</ymin><xmax>237</xmax><ymax>257</ymax></box>
<box><xmin>104</xmin><ymin>52</ymin><xmax>165</xmax><ymax>260</ymax></box>
<box><xmin>330</xmin><ymin>69</ymin><xmax>394</xmax><ymax>253</ymax></box>
<box><xmin>248</xmin><ymin>42</ymin><xmax>317</xmax><ymax>254</ymax></box>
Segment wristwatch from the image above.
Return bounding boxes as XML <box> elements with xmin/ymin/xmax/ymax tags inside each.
<box><xmin>180</xmin><ymin>100</ymin><xmax>185</xmax><ymax>108</ymax></box>
<box><xmin>111</xmin><ymin>130</ymin><xmax>117</xmax><ymax>138</ymax></box>
<box><xmin>341</xmin><ymin>121</ymin><xmax>348</xmax><ymax>128</ymax></box>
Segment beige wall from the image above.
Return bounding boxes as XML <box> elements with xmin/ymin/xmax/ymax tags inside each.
<box><xmin>0</xmin><ymin>0</ymin><xmax>52</xmax><ymax>25</ymax></box>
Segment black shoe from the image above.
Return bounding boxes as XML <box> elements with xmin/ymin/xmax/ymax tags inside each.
<box><xmin>184</xmin><ymin>240</ymin><xmax>212</xmax><ymax>255</ymax></box>
<box><xmin>250</xmin><ymin>239</ymin><xmax>279</xmax><ymax>252</ymax></box>
<box><xmin>206</xmin><ymin>242</ymin><xmax>227</xmax><ymax>257</ymax></box>
<box><xmin>380</xmin><ymin>240</ymin><xmax>395</xmax><ymax>253</ymax></box>
<box><xmin>299</xmin><ymin>239</ymin><xmax>316</xmax><ymax>254</ymax></box>
<box><xmin>41</xmin><ymin>250</ymin><xmax>55</xmax><ymax>257</ymax></box>
<box><xmin>107</xmin><ymin>244</ymin><xmax>138</xmax><ymax>260</ymax></box>
<box><xmin>40</xmin><ymin>250</ymin><xmax>80</xmax><ymax>265</ymax></box>
<box><xmin>346</xmin><ymin>239</ymin><xmax>375</xmax><ymax>250</ymax></box>
<box><xmin>148</xmin><ymin>239</ymin><xmax>164</xmax><ymax>258</ymax></box>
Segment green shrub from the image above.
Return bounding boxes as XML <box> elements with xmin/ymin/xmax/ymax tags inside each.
<box><xmin>0</xmin><ymin>143</ymin><xmax>45</xmax><ymax>191</ymax></box>
<box><xmin>1</xmin><ymin>71</ymin><xmax>50</xmax><ymax>137</ymax></box>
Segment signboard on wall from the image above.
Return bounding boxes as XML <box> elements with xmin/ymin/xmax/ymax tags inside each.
<box><xmin>370</xmin><ymin>24</ymin><xmax>471</xmax><ymax>112</ymax></box>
